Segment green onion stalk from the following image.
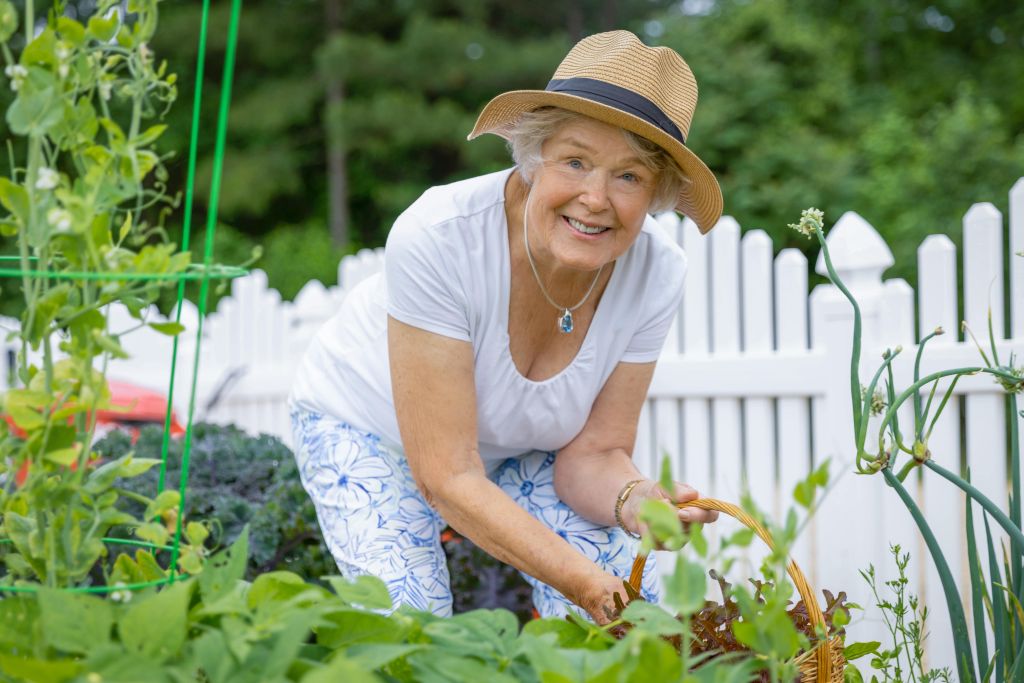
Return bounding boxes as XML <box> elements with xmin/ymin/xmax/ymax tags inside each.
<box><xmin>790</xmin><ymin>207</ymin><xmax>1024</xmax><ymax>682</ymax></box>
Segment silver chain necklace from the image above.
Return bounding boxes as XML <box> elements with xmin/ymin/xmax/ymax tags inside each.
<box><xmin>522</xmin><ymin>195</ymin><xmax>604</xmax><ymax>334</ymax></box>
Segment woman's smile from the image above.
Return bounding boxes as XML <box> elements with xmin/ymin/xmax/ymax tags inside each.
<box><xmin>564</xmin><ymin>215</ymin><xmax>611</xmax><ymax>238</ymax></box>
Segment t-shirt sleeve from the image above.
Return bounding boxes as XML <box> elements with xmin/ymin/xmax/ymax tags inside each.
<box><xmin>620</xmin><ymin>248</ymin><xmax>687</xmax><ymax>363</ymax></box>
<box><xmin>385</xmin><ymin>212</ymin><xmax>472</xmax><ymax>341</ymax></box>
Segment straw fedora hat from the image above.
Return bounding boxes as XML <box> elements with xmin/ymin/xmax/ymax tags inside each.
<box><xmin>468</xmin><ymin>30</ymin><xmax>722</xmax><ymax>234</ymax></box>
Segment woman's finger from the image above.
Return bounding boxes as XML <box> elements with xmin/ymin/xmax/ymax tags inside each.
<box><xmin>677</xmin><ymin>507</ymin><xmax>719</xmax><ymax>524</ymax></box>
<box><xmin>667</xmin><ymin>481</ymin><xmax>699</xmax><ymax>504</ymax></box>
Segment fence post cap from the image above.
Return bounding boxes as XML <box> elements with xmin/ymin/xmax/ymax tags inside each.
<box><xmin>1011</xmin><ymin>176</ymin><xmax>1024</xmax><ymax>196</ymax></box>
<box><xmin>814</xmin><ymin>210</ymin><xmax>893</xmax><ymax>284</ymax></box>
<box><xmin>963</xmin><ymin>201</ymin><xmax>1001</xmax><ymax>225</ymax></box>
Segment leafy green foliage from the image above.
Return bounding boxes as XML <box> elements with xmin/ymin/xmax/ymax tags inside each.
<box><xmin>665</xmin><ymin>0</ymin><xmax>1024</xmax><ymax>290</ymax></box>
<box><xmin>618</xmin><ymin>458</ymin><xmax>873</xmax><ymax>681</ymax></box>
<box><xmin>96</xmin><ymin>423</ymin><xmax>337</xmax><ymax>582</ymax></box>
<box><xmin>0</xmin><ymin>529</ymin><xmax>834</xmax><ymax>682</ymax></box>
<box><xmin>861</xmin><ymin>546</ymin><xmax>952</xmax><ymax>682</ymax></box>
<box><xmin>0</xmin><ymin>0</ymin><xmax>199</xmax><ymax>589</ymax></box>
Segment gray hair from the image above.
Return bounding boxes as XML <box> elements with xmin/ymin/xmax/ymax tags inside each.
<box><xmin>505</xmin><ymin>107</ymin><xmax>687</xmax><ymax>214</ymax></box>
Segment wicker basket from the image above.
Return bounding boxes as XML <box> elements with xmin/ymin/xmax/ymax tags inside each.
<box><xmin>626</xmin><ymin>498</ymin><xmax>845</xmax><ymax>683</ymax></box>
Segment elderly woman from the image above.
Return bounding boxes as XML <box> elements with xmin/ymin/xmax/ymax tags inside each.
<box><xmin>289</xmin><ymin>30</ymin><xmax>721</xmax><ymax>622</ymax></box>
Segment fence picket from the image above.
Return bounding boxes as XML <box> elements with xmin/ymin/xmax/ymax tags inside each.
<box><xmin>681</xmin><ymin>217</ymin><xmax>714</xmax><ymax>500</ymax></box>
<box><xmin>658</xmin><ymin>212</ymin><xmax>685</xmax><ymax>356</ymax></box>
<box><xmin>809</xmin><ymin>217</ymin><xmax>889</xmax><ymax>635</ymax></box>
<box><xmin>963</xmin><ymin>202</ymin><xmax>1007</xmax><ymax>656</ymax></box>
<box><xmin>741</xmin><ymin>230</ymin><xmax>776</xmax><ymax>515</ymax></box>
<box><xmin>635</xmin><ymin>398</ymin><xmax>654</xmax><ymax>478</ymax></box>
<box><xmin>1011</xmin><ymin>179</ymin><xmax>1024</xmax><ymax>338</ymax></box>
<box><xmin>774</xmin><ymin>249</ymin><xmax>812</xmax><ymax>566</ymax></box>
<box><xmin>651</xmin><ymin>213</ymin><xmax>684</xmax><ymax>488</ymax></box>
<box><xmin>711</xmin><ymin>217</ymin><xmax>742</xmax><ymax>500</ymax></box>
<box><xmin>880</xmin><ymin>277</ymin><xmax>930</xmax><ymax>643</ymax></box>
<box><xmin>917</xmin><ymin>234</ymin><xmax>963</xmax><ymax>674</ymax></box>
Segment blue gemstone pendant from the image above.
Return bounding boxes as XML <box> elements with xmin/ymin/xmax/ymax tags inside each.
<box><xmin>559</xmin><ymin>310</ymin><xmax>574</xmax><ymax>333</ymax></box>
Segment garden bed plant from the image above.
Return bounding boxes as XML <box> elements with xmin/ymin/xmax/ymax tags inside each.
<box><xmin>0</xmin><ymin>0</ymin><xmax>212</xmax><ymax>591</ymax></box>
<box><xmin>0</xmin><ymin>467</ymin><xmax>877</xmax><ymax>683</ymax></box>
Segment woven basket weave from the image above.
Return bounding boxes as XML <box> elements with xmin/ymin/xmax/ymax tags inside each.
<box><xmin>627</xmin><ymin>498</ymin><xmax>845</xmax><ymax>683</ymax></box>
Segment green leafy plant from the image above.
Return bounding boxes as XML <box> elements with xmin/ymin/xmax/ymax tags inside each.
<box><xmin>861</xmin><ymin>544</ymin><xmax>953</xmax><ymax>682</ymax></box>
<box><xmin>0</xmin><ymin>527</ymin><xmax>815</xmax><ymax>682</ymax></box>
<box><xmin>790</xmin><ymin>207</ymin><xmax>1024</xmax><ymax>682</ymax></box>
<box><xmin>613</xmin><ymin>458</ymin><xmax>877</xmax><ymax>682</ymax></box>
<box><xmin>0</xmin><ymin>0</ymin><xmax>202</xmax><ymax>588</ymax></box>
<box><xmin>96</xmin><ymin>423</ymin><xmax>336</xmax><ymax>582</ymax></box>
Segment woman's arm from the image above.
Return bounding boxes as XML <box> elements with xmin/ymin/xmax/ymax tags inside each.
<box><xmin>554</xmin><ymin>361</ymin><xmax>719</xmax><ymax>533</ymax></box>
<box><xmin>388</xmin><ymin>316</ymin><xmax>619</xmax><ymax>620</ymax></box>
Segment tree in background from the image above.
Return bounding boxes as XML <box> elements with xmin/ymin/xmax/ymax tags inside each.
<box><xmin>3</xmin><ymin>0</ymin><xmax>1019</xmax><ymax>311</ymax></box>
<box><xmin>661</xmin><ymin>0</ymin><xmax>1024</xmax><ymax>297</ymax></box>
<box><xmin>137</xmin><ymin>0</ymin><xmax>676</xmax><ymax>304</ymax></box>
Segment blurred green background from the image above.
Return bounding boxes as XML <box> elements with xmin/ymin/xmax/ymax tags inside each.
<box><xmin>5</xmin><ymin>0</ymin><xmax>1024</xmax><ymax>313</ymax></box>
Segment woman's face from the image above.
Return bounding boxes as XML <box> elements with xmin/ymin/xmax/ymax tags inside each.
<box><xmin>524</xmin><ymin>117</ymin><xmax>657</xmax><ymax>275</ymax></box>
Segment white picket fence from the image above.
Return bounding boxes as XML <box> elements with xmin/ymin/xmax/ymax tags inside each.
<box><xmin>631</xmin><ymin>179</ymin><xmax>1024</xmax><ymax>674</ymax></box>
<box><xmin>5</xmin><ymin>177</ymin><xmax>1024</xmax><ymax>673</ymax></box>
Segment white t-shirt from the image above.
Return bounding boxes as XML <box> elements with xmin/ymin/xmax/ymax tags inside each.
<box><xmin>289</xmin><ymin>168</ymin><xmax>687</xmax><ymax>472</ymax></box>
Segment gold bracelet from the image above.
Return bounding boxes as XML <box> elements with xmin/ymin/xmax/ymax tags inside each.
<box><xmin>614</xmin><ymin>479</ymin><xmax>645</xmax><ymax>539</ymax></box>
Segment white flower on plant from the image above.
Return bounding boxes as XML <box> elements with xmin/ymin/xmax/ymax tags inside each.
<box><xmin>109</xmin><ymin>582</ymin><xmax>132</xmax><ymax>603</ymax></box>
<box><xmin>860</xmin><ymin>383</ymin><xmax>887</xmax><ymax>417</ymax></box>
<box><xmin>35</xmin><ymin>167</ymin><xmax>59</xmax><ymax>191</ymax></box>
<box><xmin>98</xmin><ymin>79</ymin><xmax>112</xmax><ymax>101</ymax></box>
<box><xmin>103</xmin><ymin>247</ymin><xmax>131</xmax><ymax>270</ymax></box>
<box><xmin>56</xmin><ymin>42</ymin><xmax>72</xmax><ymax>79</ymax></box>
<box><xmin>4</xmin><ymin>63</ymin><xmax>26</xmax><ymax>91</ymax></box>
<box><xmin>788</xmin><ymin>207</ymin><xmax>825</xmax><ymax>239</ymax></box>
<box><xmin>138</xmin><ymin>42</ymin><xmax>152</xmax><ymax>64</ymax></box>
<box><xmin>46</xmin><ymin>207</ymin><xmax>72</xmax><ymax>232</ymax></box>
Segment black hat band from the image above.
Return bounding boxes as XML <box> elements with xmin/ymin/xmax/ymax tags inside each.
<box><xmin>545</xmin><ymin>77</ymin><xmax>685</xmax><ymax>145</ymax></box>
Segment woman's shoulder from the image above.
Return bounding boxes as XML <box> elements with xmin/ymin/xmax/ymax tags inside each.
<box><xmin>401</xmin><ymin>168</ymin><xmax>514</xmax><ymax>231</ymax></box>
<box><xmin>627</xmin><ymin>214</ymin><xmax>688</xmax><ymax>281</ymax></box>
<box><xmin>385</xmin><ymin>168</ymin><xmax>513</xmax><ymax>275</ymax></box>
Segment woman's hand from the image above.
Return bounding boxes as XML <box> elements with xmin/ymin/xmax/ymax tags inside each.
<box><xmin>620</xmin><ymin>479</ymin><xmax>719</xmax><ymax>538</ymax></box>
<box><xmin>576</xmin><ymin>570</ymin><xmax>633</xmax><ymax>625</ymax></box>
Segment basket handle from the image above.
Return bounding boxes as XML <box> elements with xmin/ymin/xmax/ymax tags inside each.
<box><xmin>626</xmin><ymin>497</ymin><xmax>833</xmax><ymax>679</ymax></box>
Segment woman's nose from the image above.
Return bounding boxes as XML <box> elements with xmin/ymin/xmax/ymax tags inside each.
<box><xmin>578</xmin><ymin>172</ymin><xmax>610</xmax><ymax>212</ymax></box>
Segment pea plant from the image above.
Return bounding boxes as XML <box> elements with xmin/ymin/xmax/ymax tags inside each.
<box><xmin>790</xmin><ymin>208</ymin><xmax>1024</xmax><ymax>683</ymax></box>
<box><xmin>0</xmin><ymin>0</ymin><xmax>205</xmax><ymax>589</ymax></box>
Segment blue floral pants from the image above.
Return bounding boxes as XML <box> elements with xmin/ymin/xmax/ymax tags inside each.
<box><xmin>290</xmin><ymin>410</ymin><xmax>660</xmax><ymax>617</ymax></box>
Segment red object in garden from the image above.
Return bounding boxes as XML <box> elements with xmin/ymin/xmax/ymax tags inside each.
<box><xmin>98</xmin><ymin>380</ymin><xmax>185</xmax><ymax>436</ymax></box>
<box><xmin>8</xmin><ymin>381</ymin><xmax>184</xmax><ymax>487</ymax></box>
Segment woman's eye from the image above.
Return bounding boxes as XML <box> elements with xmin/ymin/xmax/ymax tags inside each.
<box><xmin>621</xmin><ymin>173</ymin><xmax>637</xmax><ymax>183</ymax></box>
<box><xmin>567</xmin><ymin>159</ymin><xmax>584</xmax><ymax>170</ymax></box>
